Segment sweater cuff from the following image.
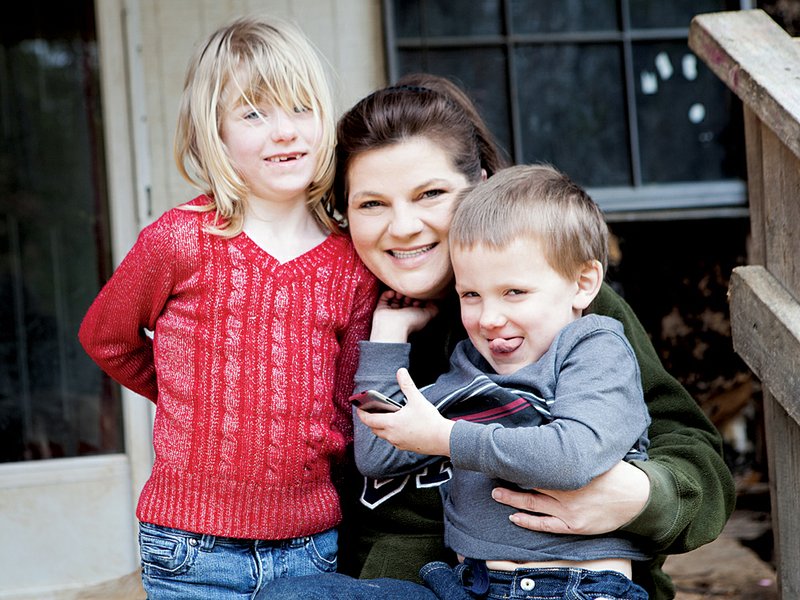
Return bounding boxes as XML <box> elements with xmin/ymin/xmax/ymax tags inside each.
<box><xmin>620</xmin><ymin>460</ymin><xmax>678</xmax><ymax>543</ymax></box>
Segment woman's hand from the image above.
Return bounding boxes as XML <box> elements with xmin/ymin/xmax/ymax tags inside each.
<box><xmin>357</xmin><ymin>368</ymin><xmax>453</xmax><ymax>456</ymax></box>
<box><xmin>491</xmin><ymin>461</ymin><xmax>650</xmax><ymax>535</ymax></box>
<box><xmin>370</xmin><ymin>290</ymin><xmax>439</xmax><ymax>342</ymax></box>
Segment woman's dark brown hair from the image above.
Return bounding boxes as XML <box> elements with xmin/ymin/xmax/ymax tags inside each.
<box><xmin>334</xmin><ymin>73</ymin><xmax>510</xmax><ymax>215</ymax></box>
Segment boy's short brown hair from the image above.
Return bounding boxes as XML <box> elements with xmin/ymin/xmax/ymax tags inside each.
<box><xmin>449</xmin><ymin>164</ymin><xmax>609</xmax><ymax>279</ymax></box>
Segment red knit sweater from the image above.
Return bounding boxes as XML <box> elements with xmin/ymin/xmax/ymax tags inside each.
<box><xmin>79</xmin><ymin>197</ymin><xmax>378</xmax><ymax>539</ymax></box>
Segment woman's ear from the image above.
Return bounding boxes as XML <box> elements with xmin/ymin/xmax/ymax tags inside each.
<box><xmin>573</xmin><ymin>259</ymin><xmax>604</xmax><ymax>311</ymax></box>
<box><xmin>481</xmin><ymin>168</ymin><xmax>488</xmax><ymax>182</ymax></box>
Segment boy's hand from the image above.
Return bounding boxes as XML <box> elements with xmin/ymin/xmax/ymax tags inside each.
<box><xmin>357</xmin><ymin>368</ymin><xmax>454</xmax><ymax>456</ymax></box>
<box><xmin>370</xmin><ymin>291</ymin><xmax>439</xmax><ymax>342</ymax></box>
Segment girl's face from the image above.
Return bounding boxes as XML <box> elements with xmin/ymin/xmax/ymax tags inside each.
<box><xmin>221</xmin><ymin>98</ymin><xmax>321</xmax><ymax>206</ymax></box>
<box><xmin>346</xmin><ymin>137</ymin><xmax>471</xmax><ymax>300</ymax></box>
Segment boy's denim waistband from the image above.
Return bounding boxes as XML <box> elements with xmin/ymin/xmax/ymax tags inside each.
<box><xmin>421</xmin><ymin>558</ymin><xmax>648</xmax><ymax>599</ymax></box>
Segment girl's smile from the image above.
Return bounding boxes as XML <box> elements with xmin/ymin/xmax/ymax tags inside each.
<box><xmin>222</xmin><ymin>102</ymin><xmax>321</xmax><ymax>206</ymax></box>
<box><xmin>264</xmin><ymin>151</ymin><xmax>306</xmax><ymax>163</ymax></box>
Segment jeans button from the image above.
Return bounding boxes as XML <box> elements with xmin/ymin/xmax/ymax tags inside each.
<box><xmin>188</xmin><ymin>538</ymin><xmax>198</xmax><ymax>547</ymax></box>
<box><xmin>520</xmin><ymin>577</ymin><xmax>535</xmax><ymax>591</ymax></box>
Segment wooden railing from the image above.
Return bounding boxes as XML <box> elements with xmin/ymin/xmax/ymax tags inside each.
<box><xmin>689</xmin><ymin>9</ymin><xmax>800</xmax><ymax>599</ymax></box>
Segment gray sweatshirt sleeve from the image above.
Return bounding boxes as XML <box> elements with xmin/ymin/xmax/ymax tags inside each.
<box><xmin>352</xmin><ymin>341</ymin><xmax>442</xmax><ymax>478</ymax></box>
<box><xmin>449</xmin><ymin>327</ymin><xmax>649</xmax><ymax>490</ymax></box>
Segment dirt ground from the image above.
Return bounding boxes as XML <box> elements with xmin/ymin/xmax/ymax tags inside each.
<box><xmin>68</xmin><ymin>507</ymin><xmax>777</xmax><ymax>600</ymax></box>
<box><xmin>664</xmin><ymin>508</ymin><xmax>777</xmax><ymax>599</ymax></box>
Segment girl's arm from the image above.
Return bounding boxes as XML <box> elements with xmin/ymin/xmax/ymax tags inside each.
<box><xmin>330</xmin><ymin>267</ymin><xmax>380</xmax><ymax>443</ymax></box>
<box><xmin>78</xmin><ymin>217</ymin><xmax>174</xmax><ymax>403</ymax></box>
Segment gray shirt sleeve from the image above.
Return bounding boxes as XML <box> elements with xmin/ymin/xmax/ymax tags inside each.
<box><xmin>352</xmin><ymin>341</ymin><xmax>442</xmax><ymax>478</ymax></box>
<box><xmin>449</xmin><ymin>326</ymin><xmax>649</xmax><ymax>490</ymax></box>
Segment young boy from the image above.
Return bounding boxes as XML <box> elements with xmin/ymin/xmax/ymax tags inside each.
<box><xmin>353</xmin><ymin>164</ymin><xmax>651</xmax><ymax>599</ymax></box>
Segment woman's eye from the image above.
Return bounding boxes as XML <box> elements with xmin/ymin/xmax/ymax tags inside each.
<box><xmin>293</xmin><ymin>105</ymin><xmax>311</xmax><ymax>113</ymax></box>
<box><xmin>460</xmin><ymin>291</ymin><xmax>479</xmax><ymax>298</ymax></box>
<box><xmin>506</xmin><ymin>289</ymin><xmax>526</xmax><ymax>296</ymax></box>
<box><xmin>243</xmin><ymin>110</ymin><xmax>264</xmax><ymax>121</ymax></box>
<box><xmin>419</xmin><ymin>189</ymin><xmax>445</xmax><ymax>200</ymax></box>
<box><xmin>356</xmin><ymin>199</ymin><xmax>383</xmax><ymax>210</ymax></box>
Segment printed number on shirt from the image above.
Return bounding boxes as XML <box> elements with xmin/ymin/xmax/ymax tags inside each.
<box><xmin>360</xmin><ymin>459</ymin><xmax>453</xmax><ymax>509</ymax></box>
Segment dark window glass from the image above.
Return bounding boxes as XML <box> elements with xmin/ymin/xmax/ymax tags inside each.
<box><xmin>634</xmin><ymin>41</ymin><xmax>745</xmax><ymax>183</ymax></box>
<box><xmin>393</xmin><ymin>0</ymin><xmax>502</xmax><ymax>37</ymax></box>
<box><xmin>0</xmin><ymin>0</ymin><xmax>121</xmax><ymax>462</ymax></box>
<box><xmin>629</xmin><ymin>0</ymin><xmax>733</xmax><ymax>29</ymax></box>
<box><xmin>515</xmin><ymin>44</ymin><xmax>630</xmax><ymax>186</ymax></box>
<box><xmin>509</xmin><ymin>0</ymin><xmax>618</xmax><ymax>33</ymax></box>
<box><xmin>386</xmin><ymin>0</ymin><xmax>748</xmax><ymax>211</ymax></box>
<box><xmin>398</xmin><ymin>47</ymin><xmax>512</xmax><ymax>156</ymax></box>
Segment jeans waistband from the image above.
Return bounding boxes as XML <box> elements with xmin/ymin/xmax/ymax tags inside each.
<box><xmin>454</xmin><ymin>559</ymin><xmax>643</xmax><ymax>599</ymax></box>
<box><xmin>198</xmin><ymin>533</ymin><xmax>314</xmax><ymax>550</ymax></box>
<box><xmin>140</xmin><ymin>521</ymin><xmax>321</xmax><ymax>551</ymax></box>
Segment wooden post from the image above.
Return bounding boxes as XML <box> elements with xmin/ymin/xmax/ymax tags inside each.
<box><xmin>690</xmin><ymin>10</ymin><xmax>800</xmax><ymax>598</ymax></box>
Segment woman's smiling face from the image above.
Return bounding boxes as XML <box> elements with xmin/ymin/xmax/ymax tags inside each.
<box><xmin>346</xmin><ymin>137</ymin><xmax>472</xmax><ymax>300</ymax></box>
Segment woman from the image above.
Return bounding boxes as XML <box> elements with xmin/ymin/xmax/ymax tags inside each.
<box><xmin>261</xmin><ymin>74</ymin><xmax>735</xmax><ymax>600</ymax></box>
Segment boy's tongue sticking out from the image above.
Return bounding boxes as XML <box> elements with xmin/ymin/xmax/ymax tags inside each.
<box><xmin>489</xmin><ymin>337</ymin><xmax>523</xmax><ymax>354</ymax></box>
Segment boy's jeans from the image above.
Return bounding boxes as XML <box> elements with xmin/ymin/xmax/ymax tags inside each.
<box><xmin>421</xmin><ymin>560</ymin><xmax>649</xmax><ymax>600</ymax></box>
<box><xmin>138</xmin><ymin>521</ymin><xmax>337</xmax><ymax>599</ymax></box>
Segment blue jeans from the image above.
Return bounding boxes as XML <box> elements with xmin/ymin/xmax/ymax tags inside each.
<box><xmin>257</xmin><ymin>572</ymin><xmax>438</xmax><ymax>599</ymax></box>
<box><xmin>138</xmin><ymin>522</ymin><xmax>338</xmax><ymax>599</ymax></box>
<box><xmin>421</xmin><ymin>560</ymin><xmax>649</xmax><ymax>600</ymax></box>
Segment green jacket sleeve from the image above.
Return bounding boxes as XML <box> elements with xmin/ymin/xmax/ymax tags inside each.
<box><xmin>588</xmin><ymin>283</ymin><xmax>736</xmax><ymax>553</ymax></box>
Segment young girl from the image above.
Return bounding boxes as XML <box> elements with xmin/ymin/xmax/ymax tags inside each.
<box><xmin>78</xmin><ymin>15</ymin><xmax>377</xmax><ymax>598</ymax></box>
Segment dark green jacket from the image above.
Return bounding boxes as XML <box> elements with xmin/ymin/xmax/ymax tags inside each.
<box><xmin>338</xmin><ymin>283</ymin><xmax>735</xmax><ymax>600</ymax></box>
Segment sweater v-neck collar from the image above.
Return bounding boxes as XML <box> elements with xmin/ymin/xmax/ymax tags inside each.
<box><xmin>230</xmin><ymin>230</ymin><xmax>342</xmax><ymax>275</ymax></box>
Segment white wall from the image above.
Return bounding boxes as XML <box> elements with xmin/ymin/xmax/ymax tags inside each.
<box><xmin>0</xmin><ymin>457</ymin><xmax>136</xmax><ymax>598</ymax></box>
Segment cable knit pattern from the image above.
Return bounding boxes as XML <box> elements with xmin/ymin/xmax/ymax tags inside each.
<box><xmin>79</xmin><ymin>196</ymin><xmax>378</xmax><ymax>539</ymax></box>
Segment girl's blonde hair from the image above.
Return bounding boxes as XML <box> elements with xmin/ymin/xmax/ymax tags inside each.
<box><xmin>450</xmin><ymin>164</ymin><xmax>609</xmax><ymax>280</ymax></box>
<box><xmin>175</xmin><ymin>16</ymin><xmax>338</xmax><ymax>235</ymax></box>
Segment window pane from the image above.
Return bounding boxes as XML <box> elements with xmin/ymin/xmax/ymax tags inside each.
<box><xmin>510</xmin><ymin>0</ymin><xmax>618</xmax><ymax>33</ymax></box>
<box><xmin>515</xmin><ymin>44</ymin><xmax>630</xmax><ymax>187</ymax></box>
<box><xmin>634</xmin><ymin>41</ymin><xmax>745</xmax><ymax>184</ymax></box>
<box><xmin>393</xmin><ymin>0</ymin><xmax>502</xmax><ymax>37</ymax></box>
<box><xmin>0</xmin><ymin>0</ymin><xmax>122</xmax><ymax>462</ymax></box>
<box><xmin>629</xmin><ymin>0</ymin><xmax>733</xmax><ymax>29</ymax></box>
<box><xmin>397</xmin><ymin>47</ymin><xmax>512</xmax><ymax>157</ymax></box>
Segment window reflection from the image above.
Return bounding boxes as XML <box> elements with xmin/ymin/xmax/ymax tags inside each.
<box><xmin>634</xmin><ymin>41</ymin><xmax>745</xmax><ymax>183</ymax></box>
<box><xmin>393</xmin><ymin>0</ymin><xmax>502</xmax><ymax>37</ymax></box>
<box><xmin>0</xmin><ymin>0</ymin><xmax>122</xmax><ymax>462</ymax></box>
<box><xmin>515</xmin><ymin>43</ymin><xmax>630</xmax><ymax>187</ymax></box>
<box><xmin>509</xmin><ymin>0</ymin><xmax>618</xmax><ymax>33</ymax></box>
<box><xmin>387</xmin><ymin>0</ymin><xmax>747</xmax><ymax>206</ymax></box>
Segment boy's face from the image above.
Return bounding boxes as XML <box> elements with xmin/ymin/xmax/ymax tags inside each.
<box><xmin>453</xmin><ymin>237</ymin><xmax>583</xmax><ymax>375</ymax></box>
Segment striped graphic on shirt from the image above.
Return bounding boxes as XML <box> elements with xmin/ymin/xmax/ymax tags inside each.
<box><xmin>359</xmin><ymin>375</ymin><xmax>551</xmax><ymax>509</ymax></box>
<box><xmin>421</xmin><ymin>373</ymin><xmax>551</xmax><ymax>427</ymax></box>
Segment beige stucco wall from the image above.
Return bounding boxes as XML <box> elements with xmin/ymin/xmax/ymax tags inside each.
<box><xmin>134</xmin><ymin>0</ymin><xmax>385</xmax><ymax>220</ymax></box>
